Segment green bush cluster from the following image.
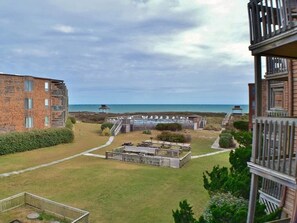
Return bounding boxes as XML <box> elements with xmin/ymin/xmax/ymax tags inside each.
<box><xmin>157</xmin><ymin>131</ymin><xmax>191</xmax><ymax>143</ymax></box>
<box><xmin>142</xmin><ymin>130</ymin><xmax>152</xmax><ymax>134</ymax></box>
<box><xmin>0</xmin><ymin>128</ymin><xmax>74</xmax><ymax>155</ymax></box>
<box><xmin>69</xmin><ymin>116</ymin><xmax>76</xmax><ymax>124</ymax></box>
<box><xmin>233</xmin><ymin>121</ymin><xmax>249</xmax><ymax>131</ymax></box>
<box><xmin>66</xmin><ymin>118</ymin><xmax>73</xmax><ymax>129</ymax></box>
<box><xmin>156</xmin><ymin>123</ymin><xmax>182</xmax><ymax>131</ymax></box>
<box><xmin>101</xmin><ymin>122</ymin><xmax>114</xmax><ymax>131</ymax></box>
<box><xmin>219</xmin><ymin>132</ymin><xmax>234</xmax><ymax>148</ymax></box>
<box><xmin>232</xmin><ymin>131</ymin><xmax>252</xmax><ymax>147</ymax></box>
<box><xmin>101</xmin><ymin>127</ymin><xmax>111</xmax><ymax>136</ymax></box>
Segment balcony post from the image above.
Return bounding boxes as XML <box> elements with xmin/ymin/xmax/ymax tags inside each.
<box><xmin>255</xmin><ymin>55</ymin><xmax>262</xmax><ymax>116</ymax></box>
<box><xmin>247</xmin><ymin>173</ymin><xmax>259</xmax><ymax>223</ymax></box>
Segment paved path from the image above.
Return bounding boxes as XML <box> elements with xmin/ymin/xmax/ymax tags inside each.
<box><xmin>191</xmin><ymin>149</ymin><xmax>231</xmax><ymax>159</ymax></box>
<box><xmin>0</xmin><ymin>136</ymin><xmax>114</xmax><ymax>178</ymax></box>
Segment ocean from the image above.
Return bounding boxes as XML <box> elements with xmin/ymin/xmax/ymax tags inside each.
<box><xmin>69</xmin><ymin>104</ymin><xmax>249</xmax><ymax>114</ymax></box>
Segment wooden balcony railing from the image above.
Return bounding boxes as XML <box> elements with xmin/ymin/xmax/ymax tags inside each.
<box><xmin>267</xmin><ymin>109</ymin><xmax>289</xmax><ymax>117</ymax></box>
<box><xmin>252</xmin><ymin>117</ymin><xmax>297</xmax><ymax>177</ymax></box>
<box><xmin>266</xmin><ymin>57</ymin><xmax>288</xmax><ymax>77</ymax></box>
<box><xmin>248</xmin><ymin>0</ymin><xmax>297</xmax><ymax>44</ymax></box>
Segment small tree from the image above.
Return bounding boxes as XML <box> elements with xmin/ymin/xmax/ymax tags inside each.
<box><xmin>173</xmin><ymin>200</ymin><xmax>198</xmax><ymax>223</ymax></box>
<box><xmin>101</xmin><ymin>127</ymin><xmax>111</xmax><ymax>136</ymax></box>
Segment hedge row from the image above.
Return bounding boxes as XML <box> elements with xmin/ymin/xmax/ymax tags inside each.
<box><xmin>156</xmin><ymin>123</ymin><xmax>182</xmax><ymax>131</ymax></box>
<box><xmin>157</xmin><ymin>131</ymin><xmax>191</xmax><ymax>143</ymax></box>
<box><xmin>0</xmin><ymin>128</ymin><xmax>74</xmax><ymax>155</ymax></box>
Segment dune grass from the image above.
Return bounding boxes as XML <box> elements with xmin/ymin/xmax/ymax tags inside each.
<box><xmin>0</xmin><ymin>123</ymin><xmax>108</xmax><ymax>174</ymax></box>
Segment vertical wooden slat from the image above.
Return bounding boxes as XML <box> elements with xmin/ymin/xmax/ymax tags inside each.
<box><xmin>263</xmin><ymin>120</ymin><xmax>268</xmax><ymax>166</ymax></box>
<box><xmin>275</xmin><ymin>0</ymin><xmax>281</xmax><ymax>33</ymax></box>
<box><xmin>256</xmin><ymin>1</ymin><xmax>262</xmax><ymax>41</ymax></box>
<box><xmin>253</xmin><ymin>119</ymin><xmax>259</xmax><ymax>162</ymax></box>
<box><xmin>267</xmin><ymin>120</ymin><xmax>272</xmax><ymax>168</ymax></box>
<box><xmin>288</xmin><ymin>122</ymin><xmax>294</xmax><ymax>176</ymax></box>
<box><xmin>270</xmin><ymin>0</ymin><xmax>276</xmax><ymax>33</ymax></box>
<box><xmin>247</xmin><ymin>174</ymin><xmax>259</xmax><ymax>223</ymax></box>
<box><xmin>282</xmin><ymin>121</ymin><xmax>288</xmax><ymax>173</ymax></box>
<box><xmin>261</xmin><ymin>0</ymin><xmax>268</xmax><ymax>38</ymax></box>
<box><xmin>277</xmin><ymin>121</ymin><xmax>283</xmax><ymax>171</ymax></box>
<box><xmin>272</xmin><ymin>120</ymin><xmax>277</xmax><ymax>170</ymax></box>
<box><xmin>258</xmin><ymin>119</ymin><xmax>263</xmax><ymax>162</ymax></box>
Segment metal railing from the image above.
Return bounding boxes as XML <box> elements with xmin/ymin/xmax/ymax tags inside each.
<box><xmin>248</xmin><ymin>0</ymin><xmax>297</xmax><ymax>44</ymax></box>
<box><xmin>252</xmin><ymin>117</ymin><xmax>297</xmax><ymax>177</ymax></box>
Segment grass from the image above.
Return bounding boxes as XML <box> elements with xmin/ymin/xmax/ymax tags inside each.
<box><xmin>0</xmin><ymin>123</ymin><xmax>229</xmax><ymax>223</ymax></box>
<box><xmin>94</xmin><ymin>129</ymin><xmax>220</xmax><ymax>156</ymax></box>
<box><xmin>0</xmin><ymin>153</ymin><xmax>230</xmax><ymax>223</ymax></box>
<box><xmin>0</xmin><ymin>122</ymin><xmax>108</xmax><ymax>174</ymax></box>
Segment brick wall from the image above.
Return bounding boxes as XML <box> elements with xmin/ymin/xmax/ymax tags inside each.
<box><xmin>0</xmin><ymin>74</ymin><xmax>67</xmax><ymax>133</ymax></box>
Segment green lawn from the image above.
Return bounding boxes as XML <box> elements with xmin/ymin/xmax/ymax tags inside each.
<box><xmin>0</xmin><ymin>123</ymin><xmax>229</xmax><ymax>223</ymax></box>
<box><xmin>0</xmin><ymin>122</ymin><xmax>108</xmax><ymax>174</ymax></box>
<box><xmin>94</xmin><ymin>129</ymin><xmax>220</xmax><ymax>156</ymax></box>
<box><xmin>0</xmin><ymin>153</ymin><xmax>230</xmax><ymax>223</ymax></box>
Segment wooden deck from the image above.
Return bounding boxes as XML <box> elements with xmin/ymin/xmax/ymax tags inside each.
<box><xmin>248</xmin><ymin>0</ymin><xmax>297</xmax><ymax>57</ymax></box>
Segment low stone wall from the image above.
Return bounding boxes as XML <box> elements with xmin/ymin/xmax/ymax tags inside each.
<box><xmin>106</xmin><ymin>151</ymin><xmax>191</xmax><ymax>168</ymax></box>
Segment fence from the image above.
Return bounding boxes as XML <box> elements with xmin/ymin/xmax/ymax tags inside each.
<box><xmin>106</xmin><ymin>151</ymin><xmax>191</xmax><ymax>168</ymax></box>
<box><xmin>0</xmin><ymin>192</ymin><xmax>89</xmax><ymax>223</ymax></box>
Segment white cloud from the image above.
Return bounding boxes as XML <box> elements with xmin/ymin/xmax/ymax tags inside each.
<box><xmin>52</xmin><ymin>24</ymin><xmax>75</xmax><ymax>33</ymax></box>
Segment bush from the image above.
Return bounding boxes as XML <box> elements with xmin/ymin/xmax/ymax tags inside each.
<box><xmin>233</xmin><ymin>121</ymin><xmax>249</xmax><ymax>131</ymax></box>
<box><xmin>219</xmin><ymin>133</ymin><xmax>234</xmax><ymax>148</ymax></box>
<box><xmin>203</xmin><ymin>146</ymin><xmax>252</xmax><ymax>199</ymax></box>
<box><xmin>66</xmin><ymin>118</ymin><xmax>73</xmax><ymax>129</ymax></box>
<box><xmin>232</xmin><ymin>131</ymin><xmax>252</xmax><ymax>147</ymax></box>
<box><xmin>202</xmin><ymin>193</ymin><xmax>248</xmax><ymax>223</ymax></box>
<box><xmin>101</xmin><ymin>122</ymin><xmax>113</xmax><ymax>131</ymax></box>
<box><xmin>102</xmin><ymin>127</ymin><xmax>111</xmax><ymax>136</ymax></box>
<box><xmin>157</xmin><ymin>131</ymin><xmax>191</xmax><ymax>143</ymax></box>
<box><xmin>156</xmin><ymin>123</ymin><xmax>182</xmax><ymax>131</ymax></box>
<box><xmin>173</xmin><ymin>200</ymin><xmax>198</xmax><ymax>223</ymax></box>
<box><xmin>0</xmin><ymin>128</ymin><xmax>74</xmax><ymax>155</ymax></box>
<box><xmin>69</xmin><ymin>116</ymin><xmax>76</xmax><ymax>124</ymax></box>
<box><xmin>143</xmin><ymin>130</ymin><xmax>152</xmax><ymax>134</ymax></box>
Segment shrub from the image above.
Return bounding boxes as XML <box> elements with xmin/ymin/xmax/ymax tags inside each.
<box><xmin>232</xmin><ymin>131</ymin><xmax>252</xmax><ymax>147</ymax></box>
<box><xmin>157</xmin><ymin>131</ymin><xmax>191</xmax><ymax>143</ymax></box>
<box><xmin>156</xmin><ymin>123</ymin><xmax>182</xmax><ymax>131</ymax></box>
<box><xmin>203</xmin><ymin>146</ymin><xmax>252</xmax><ymax>199</ymax></box>
<box><xmin>66</xmin><ymin>118</ymin><xmax>73</xmax><ymax>129</ymax></box>
<box><xmin>0</xmin><ymin>128</ymin><xmax>74</xmax><ymax>155</ymax></box>
<box><xmin>101</xmin><ymin>122</ymin><xmax>114</xmax><ymax>131</ymax></box>
<box><xmin>172</xmin><ymin>200</ymin><xmax>198</xmax><ymax>223</ymax></box>
<box><xmin>69</xmin><ymin>116</ymin><xmax>76</xmax><ymax>124</ymax></box>
<box><xmin>102</xmin><ymin>127</ymin><xmax>111</xmax><ymax>136</ymax></box>
<box><xmin>143</xmin><ymin>130</ymin><xmax>152</xmax><ymax>134</ymax></box>
<box><xmin>233</xmin><ymin>121</ymin><xmax>249</xmax><ymax>131</ymax></box>
<box><xmin>219</xmin><ymin>133</ymin><xmax>234</xmax><ymax>148</ymax></box>
<box><xmin>202</xmin><ymin>193</ymin><xmax>248</xmax><ymax>223</ymax></box>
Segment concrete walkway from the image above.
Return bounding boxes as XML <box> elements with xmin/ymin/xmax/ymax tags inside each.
<box><xmin>191</xmin><ymin>149</ymin><xmax>230</xmax><ymax>159</ymax></box>
<box><xmin>0</xmin><ymin>136</ymin><xmax>114</xmax><ymax>178</ymax></box>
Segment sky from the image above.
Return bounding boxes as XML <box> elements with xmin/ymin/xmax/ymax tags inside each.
<box><xmin>0</xmin><ymin>0</ymin><xmax>254</xmax><ymax>104</ymax></box>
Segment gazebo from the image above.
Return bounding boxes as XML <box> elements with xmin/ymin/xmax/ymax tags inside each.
<box><xmin>99</xmin><ymin>104</ymin><xmax>110</xmax><ymax>113</ymax></box>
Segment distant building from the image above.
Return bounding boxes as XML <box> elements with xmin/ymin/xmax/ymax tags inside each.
<box><xmin>231</xmin><ymin>105</ymin><xmax>243</xmax><ymax>116</ymax></box>
<box><xmin>99</xmin><ymin>104</ymin><xmax>110</xmax><ymax>113</ymax></box>
<box><xmin>0</xmin><ymin>73</ymin><xmax>68</xmax><ymax>133</ymax></box>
